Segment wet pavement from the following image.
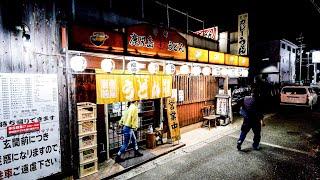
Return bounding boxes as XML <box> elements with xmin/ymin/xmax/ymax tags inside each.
<box><xmin>111</xmin><ymin>105</ymin><xmax>320</xmax><ymax>180</ymax></box>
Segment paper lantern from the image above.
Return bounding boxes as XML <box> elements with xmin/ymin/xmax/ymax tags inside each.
<box><xmin>101</xmin><ymin>59</ymin><xmax>115</xmax><ymax>73</ymax></box>
<box><xmin>70</xmin><ymin>56</ymin><xmax>87</xmax><ymax>72</ymax></box>
<box><xmin>180</xmin><ymin>64</ymin><xmax>190</xmax><ymax>75</ymax></box>
<box><xmin>148</xmin><ymin>62</ymin><xmax>159</xmax><ymax>74</ymax></box>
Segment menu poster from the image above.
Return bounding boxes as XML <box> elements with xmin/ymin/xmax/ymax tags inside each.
<box><xmin>0</xmin><ymin>73</ymin><xmax>61</xmax><ymax>179</ymax></box>
<box><xmin>216</xmin><ymin>97</ymin><xmax>228</xmax><ymax>116</ymax></box>
<box><xmin>165</xmin><ymin>98</ymin><xmax>181</xmax><ymax>142</ymax></box>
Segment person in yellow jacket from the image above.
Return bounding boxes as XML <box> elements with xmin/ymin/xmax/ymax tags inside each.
<box><xmin>115</xmin><ymin>101</ymin><xmax>143</xmax><ymax>163</ymax></box>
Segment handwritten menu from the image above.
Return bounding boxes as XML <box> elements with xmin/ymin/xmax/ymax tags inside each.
<box><xmin>0</xmin><ymin>73</ymin><xmax>61</xmax><ymax>180</ymax></box>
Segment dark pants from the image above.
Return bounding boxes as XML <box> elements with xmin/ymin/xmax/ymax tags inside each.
<box><xmin>118</xmin><ymin>126</ymin><xmax>138</xmax><ymax>155</ymax></box>
<box><xmin>238</xmin><ymin>119</ymin><xmax>261</xmax><ymax>148</ymax></box>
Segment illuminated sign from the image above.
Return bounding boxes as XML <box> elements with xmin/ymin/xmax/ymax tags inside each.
<box><xmin>209</xmin><ymin>51</ymin><xmax>225</xmax><ymax>64</ymax></box>
<box><xmin>127</xmin><ymin>24</ymin><xmax>187</xmax><ymax>60</ymax></box>
<box><xmin>225</xmin><ymin>54</ymin><xmax>239</xmax><ymax>66</ymax></box>
<box><xmin>194</xmin><ymin>27</ymin><xmax>219</xmax><ymax>41</ymax></box>
<box><xmin>188</xmin><ymin>47</ymin><xmax>208</xmax><ymax>63</ymax></box>
<box><xmin>238</xmin><ymin>56</ymin><xmax>249</xmax><ymax>67</ymax></box>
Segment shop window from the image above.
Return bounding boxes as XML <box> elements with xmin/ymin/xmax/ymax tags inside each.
<box><xmin>292</xmin><ymin>49</ymin><xmax>296</xmax><ymax>53</ymax></box>
<box><xmin>281</xmin><ymin>43</ymin><xmax>286</xmax><ymax>49</ymax></box>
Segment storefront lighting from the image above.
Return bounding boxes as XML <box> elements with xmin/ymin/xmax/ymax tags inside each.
<box><xmin>101</xmin><ymin>58</ymin><xmax>115</xmax><ymax>73</ymax></box>
<box><xmin>70</xmin><ymin>55</ymin><xmax>87</xmax><ymax>72</ymax></box>
<box><xmin>148</xmin><ymin>62</ymin><xmax>159</xmax><ymax>74</ymax></box>
<box><xmin>202</xmin><ymin>67</ymin><xmax>211</xmax><ymax>76</ymax></box>
<box><xmin>221</xmin><ymin>68</ymin><xmax>228</xmax><ymax>76</ymax></box>
<box><xmin>242</xmin><ymin>69</ymin><xmax>249</xmax><ymax>77</ymax></box>
<box><xmin>191</xmin><ymin>66</ymin><xmax>201</xmax><ymax>76</ymax></box>
<box><xmin>127</xmin><ymin>61</ymin><xmax>139</xmax><ymax>74</ymax></box>
<box><xmin>165</xmin><ymin>64</ymin><xmax>176</xmax><ymax>75</ymax></box>
<box><xmin>180</xmin><ymin>64</ymin><xmax>190</xmax><ymax>75</ymax></box>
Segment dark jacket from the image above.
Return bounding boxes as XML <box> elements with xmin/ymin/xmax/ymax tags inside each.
<box><xmin>240</xmin><ymin>95</ymin><xmax>263</xmax><ymax>123</ymax></box>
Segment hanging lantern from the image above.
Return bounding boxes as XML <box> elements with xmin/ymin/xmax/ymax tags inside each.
<box><xmin>127</xmin><ymin>61</ymin><xmax>139</xmax><ymax>74</ymax></box>
<box><xmin>165</xmin><ymin>64</ymin><xmax>175</xmax><ymax>74</ymax></box>
<box><xmin>101</xmin><ymin>59</ymin><xmax>115</xmax><ymax>73</ymax></box>
<box><xmin>191</xmin><ymin>66</ymin><xmax>201</xmax><ymax>76</ymax></box>
<box><xmin>221</xmin><ymin>68</ymin><xmax>228</xmax><ymax>76</ymax></box>
<box><xmin>180</xmin><ymin>64</ymin><xmax>190</xmax><ymax>75</ymax></box>
<box><xmin>70</xmin><ymin>55</ymin><xmax>87</xmax><ymax>72</ymax></box>
<box><xmin>212</xmin><ymin>67</ymin><xmax>220</xmax><ymax>76</ymax></box>
<box><xmin>148</xmin><ymin>62</ymin><xmax>159</xmax><ymax>74</ymax></box>
<box><xmin>202</xmin><ymin>67</ymin><xmax>211</xmax><ymax>76</ymax></box>
<box><xmin>242</xmin><ymin>69</ymin><xmax>249</xmax><ymax>77</ymax></box>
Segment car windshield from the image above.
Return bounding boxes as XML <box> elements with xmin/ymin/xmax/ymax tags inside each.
<box><xmin>282</xmin><ymin>87</ymin><xmax>306</xmax><ymax>94</ymax></box>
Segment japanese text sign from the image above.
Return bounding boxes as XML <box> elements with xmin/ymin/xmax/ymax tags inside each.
<box><xmin>127</xmin><ymin>24</ymin><xmax>187</xmax><ymax>60</ymax></box>
<box><xmin>238</xmin><ymin>13</ymin><xmax>249</xmax><ymax>55</ymax></box>
<box><xmin>225</xmin><ymin>54</ymin><xmax>239</xmax><ymax>66</ymax></box>
<box><xmin>0</xmin><ymin>73</ymin><xmax>61</xmax><ymax>179</ymax></box>
<box><xmin>194</xmin><ymin>26</ymin><xmax>219</xmax><ymax>41</ymax></box>
<box><xmin>238</xmin><ymin>56</ymin><xmax>249</xmax><ymax>67</ymax></box>
<box><xmin>165</xmin><ymin>98</ymin><xmax>181</xmax><ymax>141</ymax></box>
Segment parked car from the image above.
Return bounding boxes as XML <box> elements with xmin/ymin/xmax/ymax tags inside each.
<box><xmin>280</xmin><ymin>86</ymin><xmax>318</xmax><ymax>110</ymax></box>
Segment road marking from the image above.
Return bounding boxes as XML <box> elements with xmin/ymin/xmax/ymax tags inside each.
<box><xmin>228</xmin><ymin>134</ymin><xmax>310</xmax><ymax>155</ymax></box>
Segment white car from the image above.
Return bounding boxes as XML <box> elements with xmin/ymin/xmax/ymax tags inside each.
<box><xmin>280</xmin><ymin>86</ymin><xmax>318</xmax><ymax>110</ymax></box>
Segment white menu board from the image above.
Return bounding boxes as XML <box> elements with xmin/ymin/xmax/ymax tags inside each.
<box><xmin>0</xmin><ymin>73</ymin><xmax>61</xmax><ymax>180</ymax></box>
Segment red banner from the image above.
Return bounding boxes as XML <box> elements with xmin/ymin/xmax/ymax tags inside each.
<box><xmin>7</xmin><ymin>122</ymin><xmax>40</xmax><ymax>136</ymax></box>
<box><xmin>127</xmin><ymin>24</ymin><xmax>187</xmax><ymax>60</ymax></box>
<box><xmin>70</xmin><ymin>25</ymin><xmax>124</xmax><ymax>53</ymax></box>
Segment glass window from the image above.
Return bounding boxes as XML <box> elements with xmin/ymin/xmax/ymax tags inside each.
<box><xmin>281</xmin><ymin>43</ymin><xmax>286</xmax><ymax>49</ymax></box>
<box><xmin>282</xmin><ymin>87</ymin><xmax>306</xmax><ymax>94</ymax></box>
<box><xmin>292</xmin><ymin>49</ymin><xmax>296</xmax><ymax>53</ymax></box>
<box><xmin>287</xmin><ymin>46</ymin><xmax>291</xmax><ymax>51</ymax></box>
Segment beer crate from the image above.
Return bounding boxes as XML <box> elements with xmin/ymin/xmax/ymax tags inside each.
<box><xmin>78</xmin><ymin>119</ymin><xmax>97</xmax><ymax>135</ymax></box>
<box><xmin>79</xmin><ymin>159</ymin><xmax>98</xmax><ymax>178</ymax></box>
<box><xmin>77</xmin><ymin>102</ymin><xmax>97</xmax><ymax>121</ymax></box>
<box><xmin>79</xmin><ymin>145</ymin><xmax>97</xmax><ymax>164</ymax></box>
<box><xmin>79</xmin><ymin>132</ymin><xmax>97</xmax><ymax>149</ymax></box>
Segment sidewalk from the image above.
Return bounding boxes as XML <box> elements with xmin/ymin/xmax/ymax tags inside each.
<box><xmin>82</xmin><ymin>115</ymin><xmax>254</xmax><ymax>180</ymax></box>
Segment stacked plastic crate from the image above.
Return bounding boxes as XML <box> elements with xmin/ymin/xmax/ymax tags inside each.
<box><xmin>77</xmin><ymin>102</ymin><xmax>98</xmax><ymax>178</ymax></box>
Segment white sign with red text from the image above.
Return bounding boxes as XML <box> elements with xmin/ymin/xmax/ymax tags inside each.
<box><xmin>0</xmin><ymin>73</ymin><xmax>61</xmax><ymax>180</ymax></box>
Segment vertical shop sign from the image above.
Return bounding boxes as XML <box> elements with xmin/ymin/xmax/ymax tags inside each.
<box><xmin>0</xmin><ymin>73</ymin><xmax>61</xmax><ymax>179</ymax></box>
<box><xmin>165</xmin><ymin>98</ymin><xmax>181</xmax><ymax>142</ymax></box>
<box><xmin>96</xmin><ymin>73</ymin><xmax>120</xmax><ymax>104</ymax></box>
<box><xmin>238</xmin><ymin>13</ymin><xmax>249</xmax><ymax>55</ymax></box>
<box><xmin>162</xmin><ymin>76</ymin><xmax>173</xmax><ymax>97</ymax></box>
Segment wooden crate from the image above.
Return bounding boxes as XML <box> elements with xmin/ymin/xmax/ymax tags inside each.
<box><xmin>78</xmin><ymin>119</ymin><xmax>97</xmax><ymax>135</ymax></box>
<box><xmin>79</xmin><ymin>132</ymin><xmax>97</xmax><ymax>149</ymax></box>
<box><xmin>79</xmin><ymin>159</ymin><xmax>98</xmax><ymax>178</ymax></box>
<box><xmin>77</xmin><ymin>102</ymin><xmax>97</xmax><ymax>121</ymax></box>
<box><xmin>79</xmin><ymin>146</ymin><xmax>97</xmax><ymax>164</ymax></box>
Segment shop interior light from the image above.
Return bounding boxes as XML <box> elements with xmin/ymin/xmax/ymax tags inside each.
<box><xmin>70</xmin><ymin>55</ymin><xmax>87</xmax><ymax>72</ymax></box>
<box><xmin>165</xmin><ymin>63</ymin><xmax>176</xmax><ymax>75</ymax></box>
<box><xmin>127</xmin><ymin>61</ymin><xmax>139</xmax><ymax>74</ymax></box>
<box><xmin>180</xmin><ymin>64</ymin><xmax>190</xmax><ymax>75</ymax></box>
<box><xmin>202</xmin><ymin>67</ymin><xmax>211</xmax><ymax>76</ymax></box>
<box><xmin>191</xmin><ymin>66</ymin><xmax>201</xmax><ymax>76</ymax></box>
<box><xmin>148</xmin><ymin>62</ymin><xmax>159</xmax><ymax>74</ymax></box>
<box><xmin>101</xmin><ymin>58</ymin><xmax>115</xmax><ymax>73</ymax></box>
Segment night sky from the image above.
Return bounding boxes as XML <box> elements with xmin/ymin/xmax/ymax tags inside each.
<box><xmin>158</xmin><ymin>0</ymin><xmax>320</xmax><ymax>50</ymax></box>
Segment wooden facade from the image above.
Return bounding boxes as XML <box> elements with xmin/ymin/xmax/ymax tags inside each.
<box><xmin>0</xmin><ymin>0</ymin><xmax>72</xmax><ymax>178</ymax></box>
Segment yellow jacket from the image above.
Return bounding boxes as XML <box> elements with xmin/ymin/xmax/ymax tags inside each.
<box><xmin>119</xmin><ymin>103</ymin><xmax>139</xmax><ymax>129</ymax></box>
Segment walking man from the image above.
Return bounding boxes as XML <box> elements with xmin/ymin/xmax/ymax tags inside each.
<box><xmin>237</xmin><ymin>90</ymin><xmax>264</xmax><ymax>150</ymax></box>
<box><xmin>115</xmin><ymin>100</ymin><xmax>143</xmax><ymax>163</ymax></box>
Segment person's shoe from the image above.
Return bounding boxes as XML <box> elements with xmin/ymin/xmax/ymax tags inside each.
<box><xmin>237</xmin><ymin>141</ymin><xmax>242</xmax><ymax>151</ymax></box>
<box><xmin>134</xmin><ymin>150</ymin><xmax>143</xmax><ymax>157</ymax></box>
<box><xmin>253</xmin><ymin>145</ymin><xmax>261</xmax><ymax>150</ymax></box>
<box><xmin>115</xmin><ymin>155</ymin><xmax>125</xmax><ymax>163</ymax></box>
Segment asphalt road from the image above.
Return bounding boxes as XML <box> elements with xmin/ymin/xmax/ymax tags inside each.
<box><xmin>121</xmin><ymin>105</ymin><xmax>320</xmax><ymax>180</ymax></box>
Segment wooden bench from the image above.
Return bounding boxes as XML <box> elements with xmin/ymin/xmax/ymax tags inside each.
<box><xmin>201</xmin><ymin>105</ymin><xmax>220</xmax><ymax>130</ymax></box>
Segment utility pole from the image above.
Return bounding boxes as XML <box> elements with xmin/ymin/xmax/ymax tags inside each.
<box><xmin>306</xmin><ymin>52</ymin><xmax>310</xmax><ymax>82</ymax></box>
<box><xmin>296</xmin><ymin>34</ymin><xmax>304</xmax><ymax>84</ymax></box>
